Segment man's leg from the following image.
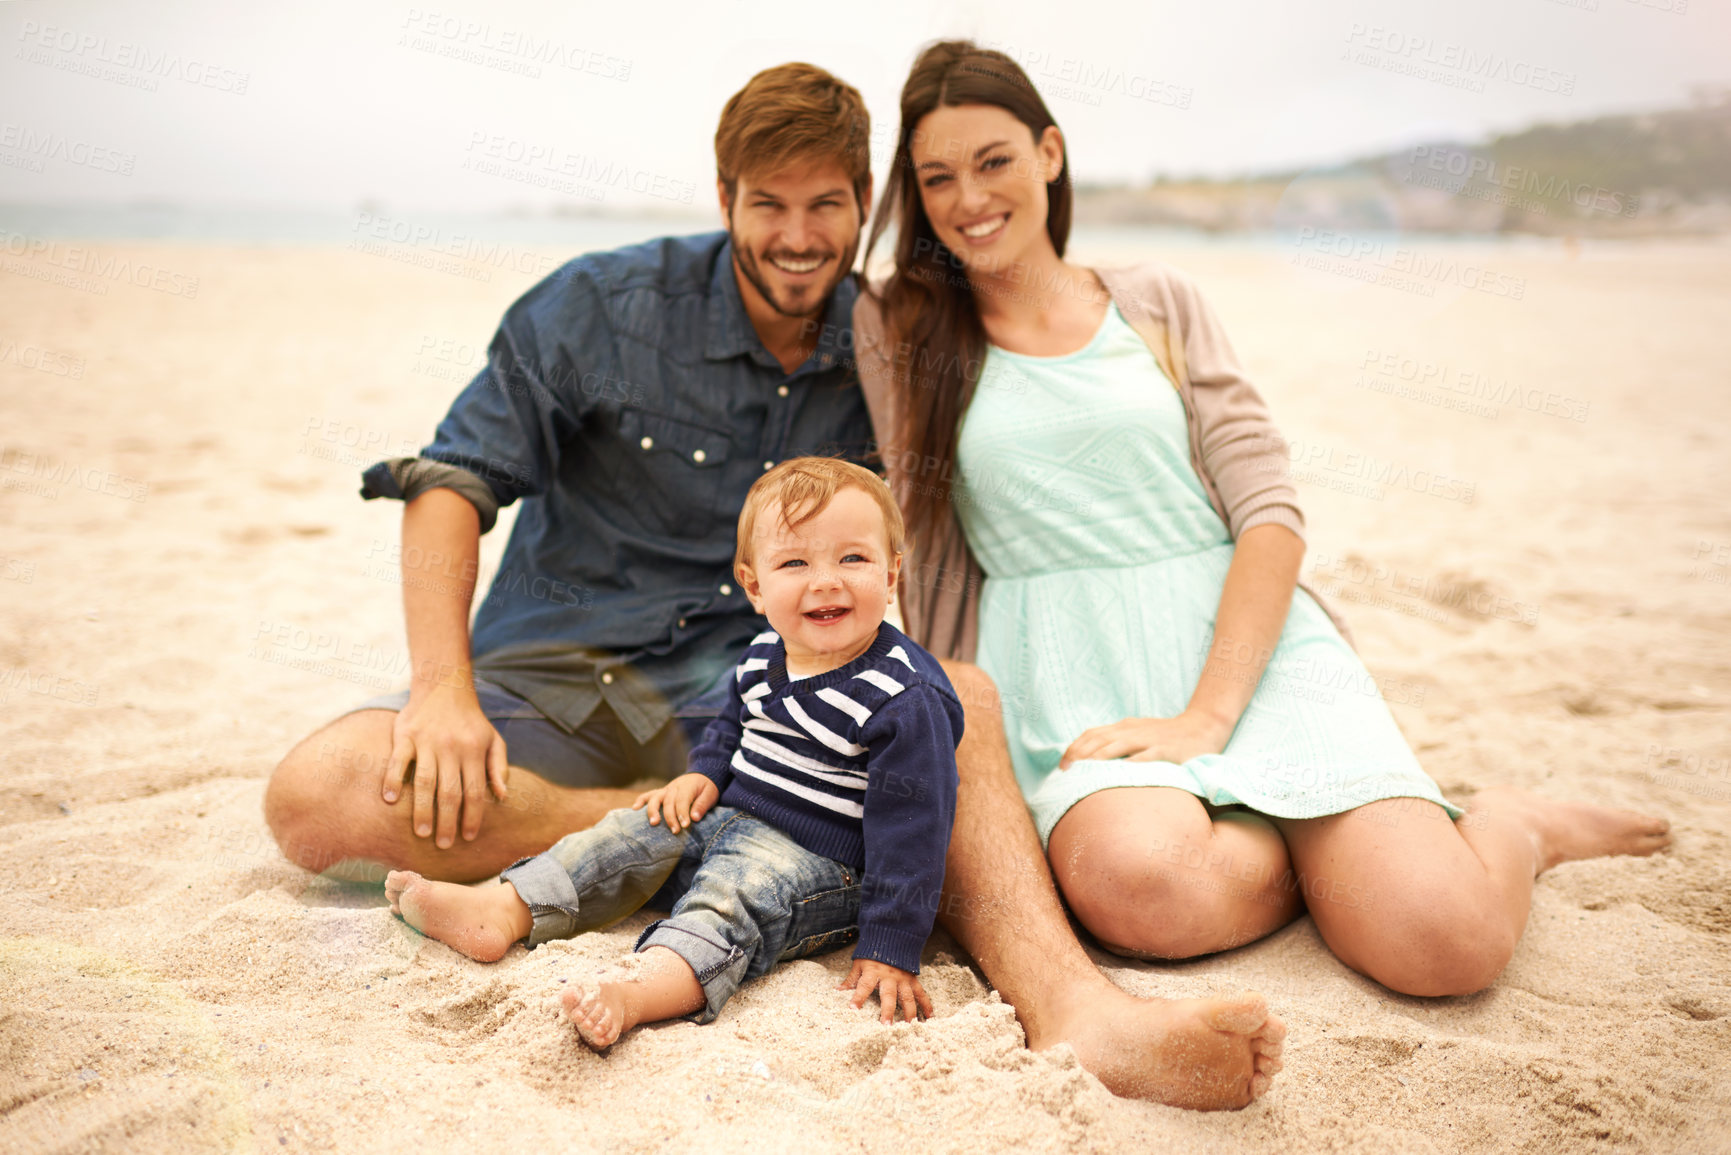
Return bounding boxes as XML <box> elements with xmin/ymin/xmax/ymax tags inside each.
<box><xmin>264</xmin><ymin>707</ymin><xmax>642</xmax><ymax>884</ymax></box>
<box><xmin>936</xmin><ymin>661</ymin><xmax>1285</xmax><ymax>1110</ymax></box>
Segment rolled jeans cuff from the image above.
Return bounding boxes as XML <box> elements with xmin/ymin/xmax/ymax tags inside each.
<box><xmin>499</xmin><ymin>853</ymin><xmax>582</xmax><ymax>946</ymax></box>
<box><xmin>635</xmin><ymin>920</ymin><xmax>746</xmax><ymax>1025</ymax></box>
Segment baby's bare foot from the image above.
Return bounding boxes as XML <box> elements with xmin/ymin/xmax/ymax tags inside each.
<box><xmin>562</xmin><ymin>983</ymin><xmax>629</xmax><ymax>1050</ymax></box>
<box><xmin>384</xmin><ymin>869</ymin><xmax>415</xmax><ymax>915</ymax></box>
<box><xmin>384</xmin><ymin>870</ymin><xmax>531</xmax><ymax>962</ymax></box>
<box><xmin>1469</xmin><ymin>788</ymin><xmax>1672</xmax><ymax>874</ymax></box>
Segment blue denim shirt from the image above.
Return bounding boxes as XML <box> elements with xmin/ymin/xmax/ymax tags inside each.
<box><xmin>361</xmin><ymin>232</ymin><xmax>873</xmax><ymax>742</ymax></box>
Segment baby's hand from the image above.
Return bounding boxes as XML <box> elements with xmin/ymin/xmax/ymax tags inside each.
<box><xmin>632</xmin><ymin>773</ymin><xmax>718</xmax><ymax>834</ymax></box>
<box><xmin>840</xmin><ymin>958</ymin><xmax>932</xmax><ymax>1024</ymax></box>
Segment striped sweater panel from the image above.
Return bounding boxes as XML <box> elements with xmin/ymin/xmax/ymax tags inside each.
<box><xmin>688</xmin><ymin>622</ymin><xmax>964</xmax><ymax>972</ymax></box>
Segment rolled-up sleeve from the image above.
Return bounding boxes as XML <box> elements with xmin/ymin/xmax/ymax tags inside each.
<box><xmin>359</xmin><ymin>457</ymin><xmax>502</xmax><ymax>532</ymax></box>
<box><xmin>360</xmin><ymin>263</ymin><xmax>601</xmax><ymax>531</ymax></box>
<box><xmin>1172</xmin><ymin>273</ymin><xmax>1306</xmax><ymax>542</ymax></box>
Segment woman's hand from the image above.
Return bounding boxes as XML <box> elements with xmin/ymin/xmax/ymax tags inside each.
<box><xmin>632</xmin><ymin>773</ymin><xmax>719</xmax><ymax>833</ymax></box>
<box><xmin>1058</xmin><ymin>708</ymin><xmax>1235</xmax><ymax>770</ymax></box>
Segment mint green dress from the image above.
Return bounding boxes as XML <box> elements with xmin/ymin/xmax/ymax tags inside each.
<box><xmin>954</xmin><ymin>303</ymin><xmax>1461</xmax><ymax>845</ymax></box>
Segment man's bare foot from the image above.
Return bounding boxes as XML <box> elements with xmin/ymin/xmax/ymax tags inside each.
<box><xmin>561</xmin><ymin>983</ymin><xmax>630</xmax><ymax>1050</ymax></box>
<box><xmin>384</xmin><ymin>870</ymin><xmax>532</xmax><ymax>962</ymax></box>
<box><xmin>1469</xmin><ymin>787</ymin><xmax>1671</xmax><ymax>874</ymax></box>
<box><xmin>1031</xmin><ymin>985</ymin><xmax>1284</xmax><ymax>1110</ymax></box>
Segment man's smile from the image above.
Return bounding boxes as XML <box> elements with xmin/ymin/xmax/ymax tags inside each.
<box><xmin>768</xmin><ymin>252</ymin><xmax>830</xmax><ymax>277</ymax></box>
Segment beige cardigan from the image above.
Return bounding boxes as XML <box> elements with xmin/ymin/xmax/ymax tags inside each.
<box><xmin>851</xmin><ymin>260</ymin><xmax>1350</xmax><ymax>663</ymax></box>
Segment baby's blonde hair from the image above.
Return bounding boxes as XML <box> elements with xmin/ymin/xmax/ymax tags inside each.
<box><xmin>735</xmin><ymin>457</ymin><xmax>905</xmax><ymax>577</ymax></box>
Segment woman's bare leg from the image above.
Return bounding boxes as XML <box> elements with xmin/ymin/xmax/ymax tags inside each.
<box><xmin>1275</xmin><ymin>789</ymin><xmax>1671</xmax><ymax>996</ymax></box>
<box><xmin>935</xmin><ymin>662</ymin><xmax>1286</xmax><ymax>1110</ymax></box>
<box><xmin>1048</xmin><ymin>787</ymin><xmax>1304</xmax><ymax>959</ymax></box>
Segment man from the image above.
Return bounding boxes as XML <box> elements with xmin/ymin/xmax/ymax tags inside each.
<box><xmin>264</xmin><ymin>62</ymin><xmax>1283</xmax><ymax>1110</ymax></box>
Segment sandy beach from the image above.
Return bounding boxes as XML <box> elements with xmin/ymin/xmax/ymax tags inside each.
<box><xmin>2</xmin><ymin>233</ymin><xmax>1729</xmax><ymax>1153</ymax></box>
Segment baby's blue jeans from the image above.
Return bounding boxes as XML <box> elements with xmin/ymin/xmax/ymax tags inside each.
<box><xmin>500</xmin><ymin>806</ymin><xmax>861</xmax><ymax>1022</ymax></box>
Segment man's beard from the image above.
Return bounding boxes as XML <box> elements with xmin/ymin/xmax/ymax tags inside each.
<box><xmin>729</xmin><ymin>223</ymin><xmax>859</xmax><ymax>320</ymax></box>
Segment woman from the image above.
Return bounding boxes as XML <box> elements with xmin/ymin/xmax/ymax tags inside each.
<box><xmin>853</xmin><ymin>40</ymin><xmax>1670</xmax><ymax>995</ymax></box>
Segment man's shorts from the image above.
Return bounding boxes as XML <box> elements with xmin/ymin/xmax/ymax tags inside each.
<box><xmin>343</xmin><ymin>677</ymin><xmax>715</xmax><ymax>790</ymax></box>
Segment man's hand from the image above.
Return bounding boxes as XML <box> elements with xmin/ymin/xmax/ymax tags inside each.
<box><xmin>632</xmin><ymin>773</ymin><xmax>718</xmax><ymax>834</ymax></box>
<box><xmin>381</xmin><ymin>680</ymin><xmax>508</xmax><ymax>848</ymax></box>
<box><xmin>1057</xmin><ymin>707</ymin><xmax>1235</xmax><ymax>770</ymax></box>
<box><xmin>840</xmin><ymin>958</ymin><xmax>932</xmax><ymax>1024</ymax></box>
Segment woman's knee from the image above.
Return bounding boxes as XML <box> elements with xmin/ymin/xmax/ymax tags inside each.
<box><xmin>1049</xmin><ymin>818</ymin><xmax>1225</xmax><ymax>959</ymax></box>
<box><xmin>1074</xmin><ymin>879</ymin><xmax>1227</xmax><ymax>960</ymax></box>
<box><xmin>1327</xmin><ymin>900</ymin><xmax>1516</xmax><ymax>997</ymax></box>
<box><xmin>1374</xmin><ymin>924</ymin><xmax>1514</xmax><ymax>997</ymax></box>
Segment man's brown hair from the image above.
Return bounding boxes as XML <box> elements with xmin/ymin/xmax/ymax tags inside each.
<box><xmin>715</xmin><ymin>63</ymin><xmax>872</xmax><ymax>213</ymax></box>
<box><xmin>735</xmin><ymin>457</ymin><xmax>905</xmax><ymax>578</ymax></box>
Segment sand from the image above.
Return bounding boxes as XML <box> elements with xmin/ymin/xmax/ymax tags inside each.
<box><xmin>2</xmin><ymin>233</ymin><xmax>1729</xmax><ymax>1153</ymax></box>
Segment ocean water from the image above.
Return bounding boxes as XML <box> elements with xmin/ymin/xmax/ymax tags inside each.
<box><xmin>0</xmin><ymin>202</ymin><xmax>1562</xmax><ymax>297</ymax></box>
<box><xmin>0</xmin><ymin>201</ymin><xmax>1344</xmax><ymax>252</ymax></box>
<box><xmin>0</xmin><ymin>202</ymin><xmax>719</xmax><ymax>248</ymax></box>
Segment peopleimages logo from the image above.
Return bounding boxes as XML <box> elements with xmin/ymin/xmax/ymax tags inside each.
<box><xmin>15</xmin><ymin>20</ymin><xmax>251</xmax><ymax>94</ymax></box>
<box><xmin>0</xmin><ymin>229</ymin><xmax>201</xmax><ymax>298</ymax></box>
<box><xmin>1256</xmin><ymin>434</ymin><xmax>1477</xmax><ymax>505</ymax></box>
<box><xmin>975</xmin><ymin>37</ymin><xmax>1194</xmax><ymax>109</ymax></box>
<box><xmin>1</xmin><ymin>444</ymin><xmax>150</xmax><ymax>504</ymax></box>
<box><xmin>1408</xmin><ymin>146</ymin><xmax>1640</xmax><ymax>218</ymax></box>
<box><xmin>397</xmin><ymin>9</ymin><xmax>631</xmax><ymax>81</ymax></box>
<box><xmin>1289</xmin><ymin>226</ymin><xmax>1527</xmax><ymax>301</ymax></box>
<box><xmin>0</xmin><ymin>666</ymin><xmax>100</xmax><ymax>707</ymax></box>
<box><xmin>0</xmin><ymin>337</ymin><xmax>86</xmax><ymax>379</ymax></box>
<box><xmin>462</xmin><ymin>131</ymin><xmax>697</xmax><ymax>204</ymax></box>
<box><xmin>1356</xmin><ymin>349</ymin><xmax>1590</xmax><ymax>423</ymax></box>
<box><xmin>1342</xmin><ymin>24</ymin><xmax>1576</xmax><ymax>94</ymax></box>
<box><xmin>347</xmin><ymin>212</ymin><xmax>559</xmax><ymax>280</ymax></box>
<box><xmin>1309</xmin><ymin>553</ymin><xmax>1540</xmax><ymax>626</ymax></box>
<box><xmin>0</xmin><ymin>123</ymin><xmax>135</xmax><ymax>175</ymax></box>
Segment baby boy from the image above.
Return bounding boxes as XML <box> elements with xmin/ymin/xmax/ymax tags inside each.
<box><xmin>385</xmin><ymin>456</ymin><xmax>964</xmax><ymax>1044</ymax></box>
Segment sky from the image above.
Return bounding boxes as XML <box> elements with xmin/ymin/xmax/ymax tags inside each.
<box><xmin>0</xmin><ymin>0</ymin><xmax>1724</xmax><ymax>215</ymax></box>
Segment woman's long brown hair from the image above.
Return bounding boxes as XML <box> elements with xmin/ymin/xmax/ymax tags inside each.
<box><xmin>863</xmin><ymin>40</ymin><xmax>1072</xmax><ymax>549</ymax></box>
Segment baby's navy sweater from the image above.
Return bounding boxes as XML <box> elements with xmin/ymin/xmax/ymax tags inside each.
<box><xmin>689</xmin><ymin>622</ymin><xmax>964</xmax><ymax>973</ymax></box>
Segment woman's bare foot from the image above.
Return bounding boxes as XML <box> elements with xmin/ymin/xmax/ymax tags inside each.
<box><xmin>1031</xmin><ymin>984</ymin><xmax>1284</xmax><ymax>1110</ymax></box>
<box><xmin>1468</xmin><ymin>788</ymin><xmax>1672</xmax><ymax>874</ymax></box>
<box><xmin>561</xmin><ymin>983</ymin><xmax>630</xmax><ymax>1050</ymax></box>
<box><xmin>384</xmin><ymin>870</ymin><xmax>533</xmax><ymax>962</ymax></box>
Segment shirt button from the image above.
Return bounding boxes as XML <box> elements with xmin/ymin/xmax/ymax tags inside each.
<box><xmin>777</xmin><ymin>385</ymin><xmax>789</xmax><ymax>397</ymax></box>
<box><xmin>762</xmin><ymin>461</ymin><xmax>774</xmax><ymax>471</ymax></box>
<box><xmin>640</xmin><ymin>436</ymin><xmax>653</xmax><ymax>450</ymax></box>
<box><xmin>692</xmin><ymin>448</ymin><xmax>706</xmax><ymax>463</ymax></box>
<box><xmin>601</xmin><ymin>671</ymin><xmax>614</xmax><ymax>685</ymax></box>
<box><xmin>719</xmin><ymin>583</ymin><xmax>733</xmax><ymax>596</ymax></box>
